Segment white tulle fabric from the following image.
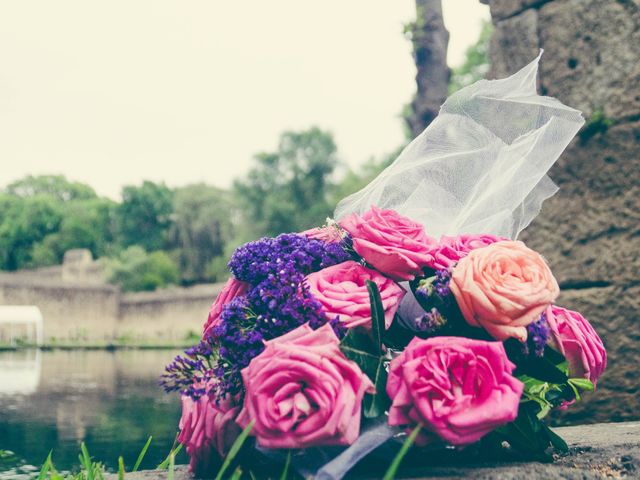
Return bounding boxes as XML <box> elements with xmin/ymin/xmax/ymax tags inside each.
<box><xmin>335</xmin><ymin>52</ymin><xmax>584</xmax><ymax>240</ymax></box>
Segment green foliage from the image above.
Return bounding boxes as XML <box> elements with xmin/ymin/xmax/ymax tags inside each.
<box><xmin>234</xmin><ymin>127</ymin><xmax>339</xmax><ymax>238</ymax></box>
<box><xmin>449</xmin><ymin>20</ymin><xmax>492</xmax><ymax>94</ymax></box>
<box><xmin>116</xmin><ymin>181</ymin><xmax>174</xmax><ymax>252</ymax></box>
<box><xmin>0</xmin><ymin>194</ymin><xmax>64</xmax><ymax>270</ymax></box>
<box><xmin>104</xmin><ymin>246</ymin><xmax>179</xmax><ymax>292</ymax></box>
<box><xmin>579</xmin><ymin>109</ymin><xmax>615</xmax><ymax>142</ymax></box>
<box><xmin>0</xmin><ymin>131</ymin><xmax>400</xmax><ymax>287</ymax></box>
<box><xmin>167</xmin><ymin>184</ymin><xmax>235</xmax><ymax>284</ymax></box>
<box><xmin>6</xmin><ymin>174</ymin><xmax>97</xmax><ymax>202</ymax></box>
<box><xmin>340</xmin><ymin>282</ymin><xmax>391</xmax><ymax>420</ymax></box>
<box><xmin>0</xmin><ymin>176</ymin><xmax>115</xmax><ymax>271</ymax></box>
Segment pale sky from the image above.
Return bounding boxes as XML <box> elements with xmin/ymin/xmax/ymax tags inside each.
<box><xmin>0</xmin><ymin>1</ymin><xmax>489</xmax><ymax>199</ymax></box>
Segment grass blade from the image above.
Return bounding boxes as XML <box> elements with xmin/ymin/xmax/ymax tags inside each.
<box><xmin>215</xmin><ymin>420</ymin><xmax>255</xmax><ymax>480</ymax></box>
<box><xmin>37</xmin><ymin>451</ymin><xmax>53</xmax><ymax>480</ymax></box>
<box><xmin>132</xmin><ymin>436</ymin><xmax>152</xmax><ymax>472</ymax></box>
<box><xmin>279</xmin><ymin>450</ymin><xmax>291</xmax><ymax>480</ymax></box>
<box><xmin>158</xmin><ymin>443</ymin><xmax>183</xmax><ymax>470</ymax></box>
<box><xmin>118</xmin><ymin>456</ymin><xmax>125</xmax><ymax>480</ymax></box>
<box><xmin>80</xmin><ymin>443</ymin><xmax>94</xmax><ymax>480</ymax></box>
<box><xmin>230</xmin><ymin>466</ymin><xmax>243</xmax><ymax>480</ymax></box>
<box><xmin>167</xmin><ymin>453</ymin><xmax>175</xmax><ymax>480</ymax></box>
<box><xmin>383</xmin><ymin>425</ymin><xmax>421</xmax><ymax>480</ymax></box>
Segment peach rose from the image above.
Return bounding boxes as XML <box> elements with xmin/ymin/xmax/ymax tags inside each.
<box><xmin>449</xmin><ymin>241</ymin><xmax>559</xmax><ymax>342</ymax></box>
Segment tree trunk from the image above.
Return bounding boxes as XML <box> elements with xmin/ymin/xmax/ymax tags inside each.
<box><xmin>406</xmin><ymin>0</ymin><xmax>451</xmax><ymax>138</ymax></box>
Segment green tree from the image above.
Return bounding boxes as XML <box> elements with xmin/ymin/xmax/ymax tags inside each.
<box><xmin>116</xmin><ymin>181</ymin><xmax>174</xmax><ymax>252</ymax></box>
<box><xmin>28</xmin><ymin>197</ymin><xmax>117</xmax><ymax>266</ymax></box>
<box><xmin>6</xmin><ymin>174</ymin><xmax>97</xmax><ymax>201</ymax></box>
<box><xmin>103</xmin><ymin>246</ymin><xmax>179</xmax><ymax>292</ymax></box>
<box><xmin>234</xmin><ymin>127</ymin><xmax>339</xmax><ymax>238</ymax></box>
<box><xmin>0</xmin><ymin>175</ymin><xmax>116</xmax><ymax>270</ymax></box>
<box><xmin>0</xmin><ymin>195</ymin><xmax>63</xmax><ymax>270</ymax></box>
<box><xmin>449</xmin><ymin>20</ymin><xmax>492</xmax><ymax>94</ymax></box>
<box><xmin>167</xmin><ymin>184</ymin><xmax>236</xmax><ymax>284</ymax></box>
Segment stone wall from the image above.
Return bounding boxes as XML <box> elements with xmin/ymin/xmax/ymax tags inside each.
<box><xmin>484</xmin><ymin>0</ymin><xmax>640</xmax><ymax>424</ymax></box>
<box><xmin>0</xmin><ymin>277</ymin><xmax>222</xmax><ymax>342</ymax></box>
<box><xmin>118</xmin><ymin>284</ymin><xmax>222</xmax><ymax>341</ymax></box>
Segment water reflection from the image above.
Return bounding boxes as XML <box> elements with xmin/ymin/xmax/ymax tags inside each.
<box><xmin>0</xmin><ymin>349</ymin><xmax>187</xmax><ymax>475</ymax></box>
<box><xmin>0</xmin><ymin>350</ymin><xmax>41</xmax><ymax>395</ymax></box>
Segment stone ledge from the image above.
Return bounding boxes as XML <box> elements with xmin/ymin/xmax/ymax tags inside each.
<box><xmin>113</xmin><ymin>422</ymin><xmax>640</xmax><ymax>479</ymax></box>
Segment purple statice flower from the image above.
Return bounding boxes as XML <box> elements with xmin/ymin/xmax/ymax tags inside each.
<box><xmin>415</xmin><ymin>307</ymin><xmax>447</xmax><ymax>333</ymax></box>
<box><xmin>210</xmin><ymin>232</ymin><xmax>351</xmax><ymax>398</ymax></box>
<box><xmin>228</xmin><ymin>233</ymin><xmax>350</xmax><ymax>286</ymax></box>
<box><xmin>160</xmin><ymin>336</ymin><xmax>218</xmax><ymax>399</ymax></box>
<box><xmin>521</xmin><ymin>312</ymin><xmax>550</xmax><ymax>357</ymax></box>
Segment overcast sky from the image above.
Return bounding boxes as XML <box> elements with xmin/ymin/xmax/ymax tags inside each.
<box><xmin>0</xmin><ymin>1</ymin><xmax>489</xmax><ymax>199</ymax></box>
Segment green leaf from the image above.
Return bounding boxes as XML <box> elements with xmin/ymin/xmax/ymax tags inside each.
<box><xmin>517</xmin><ymin>353</ymin><xmax>568</xmax><ymax>384</ymax></box>
<box><xmin>383</xmin><ymin>425</ymin><xmax>421</xmax><ymax>480</ymax></box>
<box><xmin>364</xmin><ymin>358</ymin><xmax>390</xmax><ymax>418</ymax></box>
<box><xmin>132</xmin><ymin>436</ymin><xmax>152</xmax><ymax>472</ymax></box>
<box><xmin>279</xmin><ymin>450</ymin><xmax>292</xmax><ymax>480</ymax></box>
<box><xmin>37</xmin><ymin>451</ymin><xmax>53</xmax><ymax>480</ymax></box>
<box><xmin>118</xmin><ymin>456</ymin><xmax>125</xmax><ymax>480</ymax></box>
<box><xmin>366</xmin><ymin>280</ymin><xmax>385</xmax><ymax>356</ymax></box>
<box><xmin>568</xmin><ymin>378</ymin><xmax>594</xmax><ymax>392</ymax></box>
<box><xmin>230</xmin><ymin>466</ymin><xmax>243</xmax><ymax>480</ymax></box>
<box><xmin>215</xmin><ymin>420</ymin><xmax>255</xmax><ymax>480</ymax></box>
<box><xmin>543</xmin><ymin>424</ymin><xmax>569</xmax><ymax>453</ymax></box>
<box><xmin>340</xmin><ymin>328</ymin><xmax>377</xmax><ymax>356</ymax></box>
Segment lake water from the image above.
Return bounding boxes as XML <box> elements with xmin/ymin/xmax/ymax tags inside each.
<box><xmin>0</xmin><ymin>349</ymin><xmax>188</xmax><ymax>477</ymax></box>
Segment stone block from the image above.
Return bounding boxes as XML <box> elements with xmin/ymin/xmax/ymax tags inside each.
<box><xmin>483</xmin><ymin>0</ymin><xmax>553</xmax><ymax>21</ymax></box>
<box><xmin>538</xmin><ymin>0</ymin><xmax>640</xmax><ymax>120</ymax></box>
<box><xmin>489</xmin><ymin>8</ymin><xmax>540</xmax><ymax>79</ymax></box>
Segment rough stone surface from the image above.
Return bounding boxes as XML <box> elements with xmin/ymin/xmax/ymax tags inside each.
<box><xmin>538</xmin><ymin>0</ymin><xmax>640</xmax><ymax>121</ymax></box>
<box><xmin>482</xmin><ymin>0</ymin><xmax>554</xmax><ymax>21</ymax></box>
<box><xmin>489</xmin><ymin>8</ymin><xmax>540</xmax><ymax>79</ymax></box>
<box><xmin>112</xmin><ymin>422</ymin><xmax>640</xmax><ymax>479</ymax></box>
<box><xmin>487</xmin><ymin>0</ymin><xmax>640</xmax><ymax>425</ymax></box>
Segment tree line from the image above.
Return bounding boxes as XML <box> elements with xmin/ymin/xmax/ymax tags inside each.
<box><xmin>0</xmin><ymin>128</ymin><xmax>395</xmax><ymax>291</ymax></box>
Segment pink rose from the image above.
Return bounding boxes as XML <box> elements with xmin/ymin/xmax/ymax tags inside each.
<box><xmin>425</xmin><ymin>234</ymin><xmax>506</xmax><ymax>271</ymax></box>
<box><xmin>546</xmin><ymin>305</ymin><xmax>607</xmax><ymax>385</ymax></box>
<box><xmin>178</xmin><ymin>391</ymin><xmax>241</xmax><ymax>475</ymax></box>
<box><xmin>203</xmin><ymin>278</ymin><xmax>249</xmax><ymax>337</ymax></box>
<box><xmin>387</xmin><ymin>336</ymin><xmax>523</xmax><ymax>446</ymax></box>
<box><xmin>449</xmin><ymin>240</ymin><xmax>559</xmax><ymax>342</ymax></box>
<box><xmin>306</xmin><ymin>260</ymin><xmax>405</xmax><ymax>330</ymax></box>
<box><xmin>236</xmin><ymin>323</ymin><xmax>375</xmax><ymax>448</ymax></box>
<box><xmin>339</xmin><ymin>206</ymin><xmax>436</xmax><ymax>281</ymax></box>
<box><xmin>301</xmin><ymin>225</ymin><xmax>343</xmax><ymax>243</ymax></box>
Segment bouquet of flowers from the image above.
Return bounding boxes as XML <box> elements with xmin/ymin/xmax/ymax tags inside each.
<box><xmin>161</xmin><ymin>54</ymin><xmax>606</xmax><ymax>479</ymax></box>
